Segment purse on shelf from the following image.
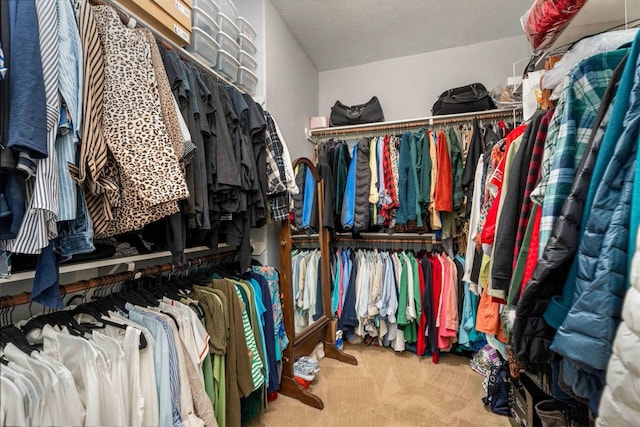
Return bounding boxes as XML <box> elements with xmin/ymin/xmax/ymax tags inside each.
<box><xmin>431</xmin><ymin>83</ymin><xmax>496</xmax><ymax>116</ymax></box>
<box><xmin>330</xmin><ymin>96</ymin><xmax>385</xmax><ymax>126</ymax></box>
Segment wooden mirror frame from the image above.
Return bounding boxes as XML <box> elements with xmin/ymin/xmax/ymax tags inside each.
<box><xmin>278</xmin><ymin>157</ymin><xmax>357</xmax><ymax>409</ymax></box>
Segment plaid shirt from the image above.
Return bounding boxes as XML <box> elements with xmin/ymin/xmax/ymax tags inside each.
<box><xmin>380</xmin><ymin>135</ymin><xmax>399</xmax><ymax>222</ymax></box>
<box><xmin>532</xmin><ymin>51</ymin><xmax>625</xmax><ymax>255</ymax></box>
<box><xmin>264</xmin><ymin>112</ymin><xmax>289</xmax><ymax>221</ymax></box>
<box><xmin>513</xmin><ymin>110</ymin><xmax>554</xmax><ymax>265</ymax></box>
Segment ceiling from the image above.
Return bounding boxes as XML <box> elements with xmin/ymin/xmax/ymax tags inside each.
<box><xmin>270</xmin><ymin>0</ymin><xmax>534</xmax><ymax>71</ymax></box>
<box><xmin>270</xmin><ymin>0</ymin><xmax>640</xmax><ymax>72</ymax></box>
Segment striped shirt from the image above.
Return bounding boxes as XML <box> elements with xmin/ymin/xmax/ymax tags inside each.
<box><xmin>127</xmin><ymin>304</ymin><xmax>184</xmax><ymax>427</ymax></box>
<box><xmin>56</xmin><ymin>0</ymin><xmax>83</xmax><ymax>221</ymax></box>
<box><xmin>231</xmin><ymin>282</ymin><xmax>265</xmax><ymax>390</ymax></box>
<box><xmin>2</xmin><ymin>0</ymin><xmax>60</xmax><ymax>254</ymax></box>
<box><xmin>68</xmin><ymin>0</ymin><xmax>120</xmax><ymax>237</ymax></box>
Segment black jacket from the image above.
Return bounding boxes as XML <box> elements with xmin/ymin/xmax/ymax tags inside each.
<box><xmin>490</xmin><ymin>111</ymin><xmax>545</xmax><ymax>298</ymax></box>
<box><xmin>353</xmin><ymin>139</ymin><xmax>371</xmax><ymax>231</ymax></box>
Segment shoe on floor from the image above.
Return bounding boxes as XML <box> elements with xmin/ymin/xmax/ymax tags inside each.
<box><xmin>297</xmin><ymin>356</ymin><xmax>320</xmax><ymax>373</ymax></box>
<box><xmin>293</xmin><ymin>359</ymin><xmax>316</xmax><ymax>381</ymax></box>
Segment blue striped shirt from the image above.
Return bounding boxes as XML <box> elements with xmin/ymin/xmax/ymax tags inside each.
<box><xmin>56</xmin><ymin>0</ymin><xmax>83</xmax><ymax>221</ymax></box>
<box><xmin>127</xmin><ymin>304</ymin><xmax>184</xmax><ymax>427</ymax></box>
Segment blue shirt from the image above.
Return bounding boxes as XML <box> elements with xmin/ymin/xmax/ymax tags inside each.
<box><xmin>7</xmin><ymin>0</ymin><xmax>47</xmax><ymax>158</ymax></box>
<box><xmin>56</xmin><ymin>0</ymin><xmax>83</xmax><ymax>221</ymax></box>
<box><xmin>127</xmin><ymin>304</ymin><xmax>182</xmax><ymax>427</ymax></box>
<box><xmin>301</xmin><ymin>166</ymin><xmax>315</xmax><ymax>229</ymax></box>
<box><xmin>341</xmin><ymin>144</ymin><xmax>358</xmax><ymax>229</ymax></box>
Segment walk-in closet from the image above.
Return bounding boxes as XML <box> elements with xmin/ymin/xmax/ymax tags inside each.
<box><xmin>1</xmin><ymin>0</ymin><xmax>639</xmax><ymax>426</ymax></box>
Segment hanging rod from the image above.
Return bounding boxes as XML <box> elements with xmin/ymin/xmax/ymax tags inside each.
<box><xmin>0</xmin><ymin>247</ymin><xmax>238</xmax><ymax>309</ymax></box>
<box><xmin>333</xmin><ymin>238</ymin><xmax>440</xmax><ymax>246</ymax></box>
<box><xmin>94</xmin><ymin>0</ymin><xmax>245</xmax><ymax>94</ymax></box>
<box><xmin>306</xmin><ymin>108</ymin><xmax>522</xmax><ymax>140</ymax></box>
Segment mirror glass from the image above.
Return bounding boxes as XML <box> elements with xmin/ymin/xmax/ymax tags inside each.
<box><xmin>289</xmin><ymin>161</ymin><xmax>325</xmax><ymax>337</ymax></box>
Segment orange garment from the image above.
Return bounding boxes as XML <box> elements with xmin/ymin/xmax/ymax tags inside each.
<box><xmin>475</xmin><ymin>284</ymin><xmax>502</xmax><ymax>336</ymax></box>
<box><xmin>433</xmin><ymin>130</ymin><xmax>453</xmax><ymax>212</ymax></box>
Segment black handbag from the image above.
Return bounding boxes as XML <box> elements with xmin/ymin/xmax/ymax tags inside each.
<box><xmin>431</xmin><ymin>83</ymin><xmax>496</xmax><ymax>115</ymax></box>
<box><xmin>330</xmin><ymin>96</ymin><xmax>384</xmax><ymax>126</ymax></box>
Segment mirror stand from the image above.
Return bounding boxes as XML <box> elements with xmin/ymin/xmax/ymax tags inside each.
<box><xmin>278</xmin><ymin>158</ymin><xmax>357</xmax><ymax>410</ymax></box>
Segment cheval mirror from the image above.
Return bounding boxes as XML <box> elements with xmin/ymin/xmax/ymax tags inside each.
<box><xmin>279</xmin><ymin>157</ymin><xmax>357</xmax><ymax>409</ymax></box>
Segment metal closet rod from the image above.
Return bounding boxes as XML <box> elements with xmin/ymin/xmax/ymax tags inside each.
<box><xmin>92</xmin><ymin>0</ymin><xmax>244</xmax><ymax>93</ymax></box>
<box><xmin>0</xmin><ymin>250</ymin><xmax>237</xmax><ymax>309</ymax></box>
<box><xmin>334</xmin><ymin>238</ymin><xmax>440</xmax><ymax>245</ymax></box>
<box><xmin>309</xmin><ymin>108</ymin><xmax>523</xmax><ymax>138</ymax></box>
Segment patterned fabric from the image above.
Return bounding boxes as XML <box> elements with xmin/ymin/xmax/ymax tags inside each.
<box><xmin>93</xmin><ymin>6</ymin><xmax>188</xmax><ymax>237</ymax></box>
<box><xmin>388</xmin><ymin>136</ymin><xmax>401</xmax><ymax>227</ymax></box>
<box><xmin>476</xmin><ymin>140</ymin><xmax>504</xmax><ymax>239</ymax></box>
<box><xmin>380</xmin><ymin>135</ymin><xmax>397</xmax><ymax>221</ymax></box>
<box><xmin>127</xmin><ymin>304</ymin><xmax>185</xmax><ymax>427</ymax></box>
<box><xmin>232</xmin><ymin>284</ymin><xmax>265</xmax><ymax>390</ymax></box>
<box><xmin>533</xmin><ymin>51</ymin><xmax>626</xmax><ymax>254</ymax></box>
<box><xmin>2</xmin><ymin>0</ymin><xmax>60</xmax><ymax>254</ymax></box>
<box><xmin>69</xmin><ymin>0</ymin><xmax>120</xmax><ymax>238</ymax></box>
<box><xmin>263</xmin><ymin>132</ymin><xmax>286</xmax><ymax>195</ymax></box>
<box><xmin>0</xmin><ymin>42</ymin><xmax>5</xmax><ymax>80</ymax></box>
<box><xmin>143</xmin><ymin>31</ymin><xmax>184</xmax><ymax>163</ymax></box>
<box><xmin>55</xmin><ymin>0</ymin><xmax>82</xmax><ymax>222</ymax></box>
<box><xmin>513</xmin><ymin>110</ymin><xmax>553</xmax><ymax>264</ymax></box>
<box><xmin>264</xmin><ymin>112</ymin><xmax>290</xmax><ymax>221</ymax></box>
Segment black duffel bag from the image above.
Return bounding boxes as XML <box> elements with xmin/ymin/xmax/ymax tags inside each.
<box><xmin>432</xmin><ymin>83</ymin><xmax>496</xmax><ymax>115</ymax></box>
<box><xmin>330</xmin><ymin>96</ymin><xmax>384</xmax><ymax>126</ymax></box>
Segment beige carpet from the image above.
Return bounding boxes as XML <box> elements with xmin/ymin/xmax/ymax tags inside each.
<box><xmin>246</xmin><ymin>344</ymin><xmax>511</xmax><ymax>427</ymax></box>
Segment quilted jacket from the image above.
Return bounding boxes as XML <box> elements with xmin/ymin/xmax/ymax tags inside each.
<box><xmin>597</xmin><ymin>228</ymin><xmax>640</xmax><ymax>426</ymax></box>
<box><xmin>511</xmin><ymin>56</ymin><xmax>625</xmax><ymax>366</ymax></box>
<box><xmin>549</xmin><ymin>45</ymin><xmax>640</xmax><ymax>400</ymax></box>
<box><xmin>353</xmin><ymin>139</ymin><xmax>371</xmax><ymax>231</ymax></box>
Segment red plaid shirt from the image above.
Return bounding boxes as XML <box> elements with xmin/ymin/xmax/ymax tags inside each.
<box><xmin>513</xmin><ymin>109</ymin><xmax>555</xmax><ymax>265</ymax></box>
<box><xmin>380</xmin><ymin>135</ymin><xmax>399</xmax><ymax>220</ymax></box>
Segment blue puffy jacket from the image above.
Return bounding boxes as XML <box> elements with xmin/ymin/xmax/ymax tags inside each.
<box><xmin>550</xmin><ymin>43</ymin><xmax>640</xmax><ymax>403</ymax></box>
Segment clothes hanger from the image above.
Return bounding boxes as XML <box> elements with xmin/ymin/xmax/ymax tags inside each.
<box><xmin>70</xmin><ymin>301</ymin><xmax>148</xmax><ymax>349</ymax></box>
<box><xmin>0</xmin><ymin>325</ymin><xmax>40</xmax><ymax>354</ymax></box>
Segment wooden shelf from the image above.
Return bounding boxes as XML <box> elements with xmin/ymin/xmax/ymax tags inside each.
<box><xmin>1</xmin><ymin>245</ymin><xmax>232</xmax><ymax>284</ymax></box>
<box><xmin>305</xmin><ymin>108</ymin><xmax>522</xmax><ymax>140</ymax></box>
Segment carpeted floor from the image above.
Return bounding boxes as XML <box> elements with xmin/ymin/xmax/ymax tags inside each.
<box><xmin>246</xmin><ymin>343</ymin><xmax>511</xmax><ymax>427</ymax></box>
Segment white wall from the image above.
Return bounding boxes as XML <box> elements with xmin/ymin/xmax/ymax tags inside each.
<box><xmin>264</xmin><ymin>0</ymin><xmax>318</xmax><ymax>160</ymax></box>
<box><xmin>239</xmin><ymin>0</ymin><xmax>319</xmax><ymax>267</ymax></box>
<box><xmin>318</xmin><ymin>35</ymin><xmax>531</xmax><ymax>121</ymax></box>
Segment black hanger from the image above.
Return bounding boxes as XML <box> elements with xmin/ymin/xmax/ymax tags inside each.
<box><xmin>0</xmin><ymin>325</ymin><xmax>39</xmax><ymax>354</ymax></box>
<box><xmin>74</xmin><ymin>308</ymin><xmax>148</xmax><ymax>350</ymax></box>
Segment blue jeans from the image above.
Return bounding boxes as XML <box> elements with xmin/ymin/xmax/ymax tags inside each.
<box><xmin>55</xmin><ymin>187</ymin><xmax>95</xmax><ymax>260</ymax></box>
